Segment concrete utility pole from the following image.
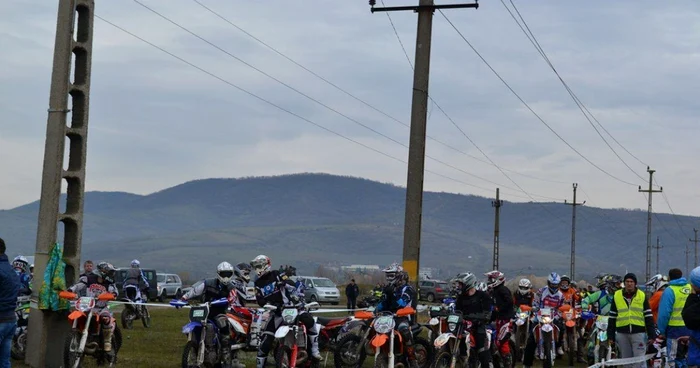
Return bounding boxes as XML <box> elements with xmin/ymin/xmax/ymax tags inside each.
<box><xmin>26</xmin><ymin>0</ymin><xmax>94</xmax><ymax>366</ymax></box>
<box><xmin>564</xmin><ymin>183</ymin><xmax>585</xmax><ymax>280</ymax></box>
<box><xmin>653</xmin><ymin>236</ymin><xmax>663</xmax><ymax>275</ymax></box>
<box><xmin>639</xmin><ymin>167</ymin><xmax>662</xmax><ymax>285</ymax></box>
<box><xmin>370</xmin><ymin>0</ymin><xmax>478</xmax><ymax>288</ymax></box>
<box><xmin>492</xmin><ymin>188</ymin><xmax>503</xmax><ymax>271</ymax></box>
<box><xmin>691</xmin><ymin>228</ymin><xmax>698</xmax><ymax>268</ymax></box>
<box><xmin>686</xmin><ymin>243</ymin><xmax>691</xmax><ymax>276</ymax></box>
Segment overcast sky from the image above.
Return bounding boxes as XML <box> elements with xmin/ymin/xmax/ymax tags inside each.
<box><xmin>1</xmin><ymin>0</ymin><xmax>699</xmax><ymax>219</ymax></box>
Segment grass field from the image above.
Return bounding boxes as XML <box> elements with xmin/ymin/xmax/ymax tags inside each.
<box><xmin>14</xmin><ymin>304</ymin><xmax>590</xmax><ymax>368</ymax></box>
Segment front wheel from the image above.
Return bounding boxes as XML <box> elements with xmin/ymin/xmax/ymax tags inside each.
<box><xmin>63</xmin><ymin>331</ymin><xmax>83</xmax><ymax>368</ymax></box>
<box><xmin>121</xmin><ymin>308</ymin><xmax>135</xmax><ymax>329</ymax></box>
<box><xmin>11</xmin><ymin>330</ymin><xmax>27</xmax><ymax>360</ymax></box>
<box><xmin>413</xmin><ymin>337</ymin><xmax>435</xmax><ymax>368</ymax></box>
<box><xmin>181</xmin><ymin>340</ymin><xmax>201</xmax><ymax>368</ymax></box>
<box><xmin>432</xmin><ymin>350</ymin><xmax>456</xmax><ymax>368</ymax></box>
<box><xmin>334</xmin><ymin>333</ymin><xmax>367</xmax><ymax>368</ymax></box>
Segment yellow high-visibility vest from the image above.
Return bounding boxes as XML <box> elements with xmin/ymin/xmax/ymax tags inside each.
<box><xmin>614</xmin><ymin>289</ymin><xmax>646</xmax><ymax>328</ymax></box>
<box><xmin>668</xmin><ymin>283</ymin><xmax>691</xmax><ymax>327</ymax></box>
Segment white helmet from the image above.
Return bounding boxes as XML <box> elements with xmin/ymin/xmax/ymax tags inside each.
<box><xmin>476</xmin><ymin>281</ymin><xmax>488</xmax><ymax>292</ymax></box>
<box><xmin>12</xmin><ymin>256</ymin><xmax>29</xmax><ymax>273</ymax></box>
<box><xmin>131</xmin><ymin>259</ymin><xmax>140</xmax><ymax>268</ymax></box>
<box><xmin>217</xmin><ymin>262</ymin><xmax>234</xmax><ymax>284</ymax></box>
<box><xmin>382</xmin><ymin>262</ymin><xmax>403</xmax><ymax>284</ymax></box>
<box><xmin>518</xmin><ymin>278</ymin><xmax>531</xmax><ymax>294</ymax></box>
<box><xmin>645</xmin><ymin>274</ymin><xmax>669</xmax><ymax>292</ymax></box>
<box><xmin>251</xmin><ymin>255</ymin><xmax>271</xmax><ymax>277</ymax></box>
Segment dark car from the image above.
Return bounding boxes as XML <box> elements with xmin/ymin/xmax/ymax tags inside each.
<box><xmin>114</xmin><ymin>268</ymin><xmax>158</xmax><ymax>301</ymax></box>
<box><xmin>418</xmin><ymin>280</ymin><xmax>450</xmax><ymax>303</ymax></box>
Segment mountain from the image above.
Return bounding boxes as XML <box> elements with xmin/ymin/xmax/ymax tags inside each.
<box><xmin>1</xmin><ymin>173</ymin><xmax>697</xmax><ymax>282</ymax></box>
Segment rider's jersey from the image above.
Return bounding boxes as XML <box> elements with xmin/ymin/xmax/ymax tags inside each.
<box><xmin>560</xmin><ymin>287</ymin><xmax>580</xmax><ymax>306</ymax></box>
<box><xmin>228</xmin><ymin>279</ymin><xmax>250</xmax><ymax>307</ymax></box>
<box><xmin>514</xmin><ymin>290</ymin><xmax>534</xmax><ymax>308</ymax></box>
<box><xmin>490</xmin><ymin>284</ymin><xmax>515</xmax><ymax>320</ymax></box>
<box><xmin>254</xmin><ymin>270</ymin><xmax>298</xmax><ymax>310</ymax></box>
<box><xmin>68</xmin><ymin>273</ymin><xmax>118</xmax><ymax>309</ymax></box>
<box><xmin>183</xmin><ymin>278</ymin><xmax>237</xmax><ymax>316</ymax></box>
<box><xmin>534</xmin><ymin>287</ymin><xmax>565</xmax><ymax>315</ymax></box>
<box><xmin>376</xmin><ymin>283</ymin><xmax>417</xmax><ymax>321</ymax></box>
<box><xmin>15</xmin><ymin>272</ymin><xmax>32</xmax><ymax>296</ymax></box>
<box><xmin>455</xmin><ymin>289</ymin><xmax>492</xmax><ymax>330</ymax></box>
<box><xmin>123</xmin><ymin>267</ymin><xmax>149</xmax><ymax>289</ymax></box>
<box><xmin>581</xmin><ymin>290</ymin><xmax>613</xmax><ymax>315</ymax></box>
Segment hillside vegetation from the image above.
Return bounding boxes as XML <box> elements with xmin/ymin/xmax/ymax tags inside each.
<box><xmin>1</xmin><ymin>173</ymin><xmax>696</xmax><ymax>281</ymax></box>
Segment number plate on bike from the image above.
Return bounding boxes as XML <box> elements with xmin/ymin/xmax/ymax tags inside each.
<box><xmin>189</xmin><ymin>306</ymin><xmax>209</xmax><ymax>322</ymax></box>
<box><xmin>447</xmin><ymin>315</ymin><xmax>460</xmax><ymax>323</ymax></box>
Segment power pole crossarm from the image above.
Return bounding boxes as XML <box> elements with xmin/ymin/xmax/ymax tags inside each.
<box><xmin>564</xmin><ymin>183</ymin><xmax>585</xmax><ymax>280</ymax></box>
<box><xmin>638</xmin><ymin>167</ymin><xmax>662</xmax><ymax>284</ymax></box>
<box><xmin>370</xmin><ymin>0</ymin><xmax>478</xmax><ymax>290</ymax></box>
<box><xmin>492</xmin><ymin>188</ymin><xmax>503</xmax><ymax>271</ymax></box>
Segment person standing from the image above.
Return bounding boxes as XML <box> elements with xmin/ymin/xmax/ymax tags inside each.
<box><xmin>682</xmin><ymin>266</ymin><xmax>700</xmax><ymax>368</ymax></box>
<box><xmin>608</xmin><ymin>273</ymin><xmax>656</xmax><ymax>368</ymax></box>
<box><xmin>346</xmin><ymin>279</ymin><xmax>359</xmax><ymax>314</ymax></box>
<box><xmin>657</xmin><ymin>268</ymin><xmax>692</xmax><ymax>368</ymax></box>
<box><xmin>0</xmin><ymin>237</ymin><xmax>20</xmax><ymax>368</ymax></box>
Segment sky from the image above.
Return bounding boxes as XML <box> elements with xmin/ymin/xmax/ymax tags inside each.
<box><xmin>1</xmin><ymin>0</ymin><xmax>699</xmax><ymax>220</ymax></box>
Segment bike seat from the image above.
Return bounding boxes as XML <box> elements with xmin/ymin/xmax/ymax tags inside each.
<box><xmin>316</xmin><ymin>316</ymin><xmax>347</xmax><ymax>327</ymax></box>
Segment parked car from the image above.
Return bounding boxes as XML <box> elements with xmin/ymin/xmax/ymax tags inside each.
<box><xmin>418</xmin><ymin>279</ymin><xmax>450</xmax><ymax>303</ymax></box>
<box><xmin>293</xmin><ymin>276</ymin><xmax>340</xmax><ymax>305</ymax></box>
<box><xmin>156</xmin><ymin>273</ymin><xmax>183</xmax><ymax>301</ymax></box>
<box><xmin>114</xmin><ymin>268</ymin><xmax>158</xmax><ymax>301</ymax></box>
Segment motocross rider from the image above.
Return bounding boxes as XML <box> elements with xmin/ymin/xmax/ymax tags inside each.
<box><xmin>12</xmin><ymin>256</ymin><xmax>32</xmax><ymax>295</ymax></box>
<box><xmin>522</xmin><ymin>272</ymin><xmax>566</xmax><ymax>368</ymax></box>
<box><xmin>376</xmin><ymin>263</ymin><xmax>420</xmax><ymax>368</ymax></box>
<box><xmin>485</xmin><ymin>270</ymin><xmax>515</xmax><ymax>367</ymax></box>
<box><xmin>252</xmin><ymin>255</ymin><xmax>320</xmax><ymax>368</ymax></box>
<box><xmin>122</xmin><ymin>259</ymin><xmax>149</xmax><ymax>301</ymax></box>
<box><xmin>453</xmin><ymin>272</ymin><xmax>493</xmax><ymax>368</ymax></box>
<box><xmin>229</xmin><ymin>262</ymin><xmax>253</xmax><ymax>308</ymax></box>
<box><xmin>514</xmin><ymin>278</ymin><xmax>534</xmax><ymax>308</ymax></box>
<box><xmin>180</xmin><ymin>261</ymin><xmax>241</xmax><ymax>368</ymax></box>
<box><xmin>581</xmin><ymin>275</ymin><xmax>619</xmax><ymax>316</ymax></box>
<box><xmin>66</xmin><ymin>262</ymin><xmax>119</xmax><ymax>360</ymax></box>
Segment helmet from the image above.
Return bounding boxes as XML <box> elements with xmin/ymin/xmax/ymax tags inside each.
<box><xmin>596</xmin><ymin>277</ymin><xmax>608</xmax><ymax>290</ymax></box>
<box><xmin>279</xmin><ymin>264</ymin><xmax>297</xmax><ymax>277</ymax></box>
<box><xmin>645</xmin><ymin>274</ymin><xmax>669</xmax><ymax>292</ymax></box>
<box><xmin>452</xmin><ymin>272</ymin><xmax>477</xmax><ymax>292</ymax></box>
<box><xmin>518</xmin><ymin>278</ymin><xmax>532</xmax><ymax>295</ymax></box>
<box><xmin>217</xmin><ymin>262</ymin><xmax>234</xmax><ymax>284</ymax></box>
<box><xmin>251</xmin><ymin>255</ymin><xmax>272</xmax><ymax>277</ymax></box>
<box><xmin>234</xmin><ymin>262</ymin><xmax>252</xmax><ymax>283</ymax></box>
<box><xmin>606</xmin><ymin>274</ymin><xmax>623</xmax><ymax>292</ymax></box>
<box><xmin>131</xmin><ymin>259</ymin><xmax>140</xmax><ymax>268</ymax></box>
<box><xmin>96</xmin><ymin>262</ymin><xmax>116</xmax><ymax>279</ymax></box>
<box><xmin>476</xmin><ymin>281</ymin><xmax>488</xmax><ymax>292</ymax></box>
<box><xmin>394</xmin><ymin>271</ymin><xmax>409</xmax><ymax>286</ymax></box>
<box><xmin>382</xmin><ymin>262</ymin><xmax>403</xmax><ymax>284</ymax></box>
<box><xmin>547</xmin><ymin>272</ymin><xmax>561</xmax><ymax>292</ymax></box>
<box><xmin>484</xmin><ymin>270</ymin><xmax>505</xmax><ymax>289</ymax></box>
<box><xmin>690</xmin><ymin>266</ymin><xmax>700</xmax><ymax>289</ymax></box>
<box><xmin>560</xmin><ymin>275</ymin><xmax>571</xmax><ymax>291</ymax></box>
<box><xmin>12</xmin><ymin>256</ymin><xmax>29</xmax><ymax>273</ymax></box>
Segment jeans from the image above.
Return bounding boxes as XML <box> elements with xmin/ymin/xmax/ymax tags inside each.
<box><xmin>0</xmin><ymin>321</ymin><xmax>16</xmax><ymax>368</ymax></box>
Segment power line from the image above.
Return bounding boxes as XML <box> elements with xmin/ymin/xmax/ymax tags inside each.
<box><xmin>191</xmin><ymin>0</ymin><xmax>569</xmax><ymax>188</ymax></box>
<box><xmin>132</xmin><ymin>0</ymin><xmax>563</xmax><ymax>201</ymax></box>
<box><xmin>93</xmin><ymin>14</ymin><xmax>543</xmax><ymax>202</ymax></box>
<box><xmin>501</xmin><ymin>0</ymin><xmax>649</xmax><ymax>170</ymax></box>
<box><xmin>439</xmin><ymin>10</ymin><xmax>639</xmax><ymax>188</ymax></box>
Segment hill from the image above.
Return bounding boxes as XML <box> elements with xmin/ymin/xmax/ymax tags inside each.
<box><xmin>1</xmin><ymin>173</ymin><xmax>697</xmax><ymax>282</ymax></box>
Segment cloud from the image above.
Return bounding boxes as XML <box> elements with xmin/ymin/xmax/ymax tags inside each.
<box><xmin>1</xmin><ymin>0</ymin><xmax>699</xmax><ymax>227</ymax></box>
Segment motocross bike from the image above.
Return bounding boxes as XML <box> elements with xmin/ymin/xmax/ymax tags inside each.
<box><xmin>513</xmin><ymin>306</ymin><xmax>532</xmax><ymax>363</ymax></box>
<box><xmin>267</xmin><ymin>301</ymin><xmax>322</xmax><ymax>368</ymax></box>
<box><xmin>120</xmin><ymin>285</ymin><xmax>151</xmax><ymax>329</ymax></box>
<box><xmin>490</xmin><ymin>319</ymin><xmax>516</xmax><ymax>368</ymax></box>
<box><xmin>432</xmin><ymin>310</ymin><xmax>487</xmax><ymax>368</ymax></box>
<box><xmin>170</xmin><ymin>298</ymin><xmax>242</xmax><ymax>368</ymax></box>
<box><xmin>558</xmin><ymin>304</ymin><xmax>581</xmax><ymax>366</ymax></box>
<box><xmin>369</xmin><ymin>306</ymin><xmax>434</xmax><ymax>368</ymax></box>
<box><xmin>11</xmin><ymin>295</ymin><xmax>30</xmax><ymax>360</ymax></box>
<box><xmin>583</xmin><ymin>312</ymin><xmax>619</xmax><ymax>366</ymax></box>
<box><xmin>530</xmin><ymin>306</ymin><xmax>558</xmax><ymax>368</ymax></box>
<box><xmin>333</xmin><ymin>309</ymin><xmax>376</xmax><ymax>368</ymax></box>
<box><xmin>314</xmin><ymin>314</ymin><xmax>352</xmax><ymax>352</ymax></box>
<box><xmin>59</xmin><ymin>291</ymin><xmax>123</xmax><ymax>368</ymax></box>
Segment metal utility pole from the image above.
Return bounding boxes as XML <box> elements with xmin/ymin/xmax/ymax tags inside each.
<box><xmin>492</xmin><ymin>188</ymin><xmax>503</xmax><ymax>270</ymax></box>
<box><xmin>26</xmin><ymin>0</ymin><xmax>94</xmax><ymax>366</ymax></box>
<box><xmin>370</xmin><ymin>0</ymin><xmax>478</xmax><ymax>289</ymax></box>
<box><xmin>691</xmin><ymin>228</ymin><xmax>698</xmax><ymax>268</ymax></box>
<box><xmin>639</xmin><ymin>167</ymin><xmax>662</xmax><ymax>285</ymax></box>
<box><xmin>564</xmin><ymin>183</ymin><xmax>585</xmax><ymax>280</ymax></box>
<box><xmin>653</xmin><ymin>236</ymin><xmax>663</xmax><ymax>275</ymax></box>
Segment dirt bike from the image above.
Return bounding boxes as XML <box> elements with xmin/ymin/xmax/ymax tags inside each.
<box><xmin>584</xmin><ymin>313</ymin><xmax>619</xmax><ymax>366</ymax></box>
<box><xmin>314</xmin><ymin>314</ymin><xmax>351</xmax><ymax>352</ymax></box>
<box><xmin>490</xmin><ymin>319</ymin><xmax>516</xmax><ymax>368</ymax></box>
<box><xmin>369</xmin><ymin>306</ymin><xmax>433</xmax><ymax>368</ymax></box>
<box><xmin>333</xmin><ymin>309</ymin><xmax>376</xmax><ymax>367</ymax></box>
<box><xmin>59</xmin><ymin>291</ymin><xmax>123</xmax><ymax>368</ymax></box>
<box><xmin>558</xmin><ymin>304</ymin><xmax>580</xmax><ymax>366</ymax></box>
<box><xmin>267</xmin><ymin>301</ymin><xmax>322</xmax><ymax>368</ymax></box>
<box><xmin>531</xmin><ymin>306</ymin><xmax>558</xmax><ymax>368</ymax></box>
<box><xmin>120</xmin><ymin>285</ymin><xmax>151</xmax><ymax>329</ymax></box>
<box><xmin>513</xmin><ymin>306</ymin><xmax>532</xmax><ymax>363</ymax></box>
<box><xmin>171</xmin><ymin>298</ymin><xmax>241</xmax><ymax>368</ymax></box>
<box><xmin>10</xmin><ymin>295</ymin><xmax>30</xmax><ymax>360</ymax></box>
<box><xmin>432</xmin><ymin>310</ymin><xmax>474</xmax><ymax>368</ymax></box>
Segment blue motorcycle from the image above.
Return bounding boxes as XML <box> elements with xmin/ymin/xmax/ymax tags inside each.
<box><xmin>170</xmin><ymin>298</ymin><xmax>230</xmax><ymax>368</ymax></box>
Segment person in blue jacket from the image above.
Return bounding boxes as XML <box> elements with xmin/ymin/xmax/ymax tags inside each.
<box><xmin>0</xmin><ymin>238</ymin><xmax>20</xmax><ymax>368</ymax></box>
<box><xmin>657</xmin><ymin>268</ymin><xmax>692</xmax><ymax>368</ymax></box>
<box><xmin>681</xmin><ymin>266</ymin><xmax>700</xmax><ymax>368</ymax></box>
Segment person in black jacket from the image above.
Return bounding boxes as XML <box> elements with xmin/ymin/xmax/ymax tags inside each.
<box><xmin>453</xmin><ymin>272</ymin><xmax>493</xmax><ymax>368</ymax></box>
<box><xmin>346</xmin><ymin>279</ymin><xmax>360</xmax><ymax>314</ymax></box>
<box><xmin>486</xmin><ymin>270</ymin><xmax>515</xmax><ymax>367</ymax></box>
<box><xmin>251</xmin><ymin>255</ymin><xmax>321</xmax><ymax>368</ymax></box>
<box><xmin>682</xmin><ymin>266</ymin><xmax>700</xmax><ymax>367</ymax></box>
<box><xmin>0</xmin><ymin>238</ymin><xmax>20</xmax><ymax>368</ymax></box>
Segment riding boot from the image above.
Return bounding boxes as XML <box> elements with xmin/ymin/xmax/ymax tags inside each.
<box><xmin>256</xmin><ymin>356</ymin><xmax>267</xmax><ymax>368</ymax></box>
<box><xmin>220</xmin><ymin>336</ymin><xmax>232</xmax><ymax>368</ymax></box>
<box><xmin>102</xmin><ymin>326</ymin><xmax>115</xmax><ymax>361</ymax></box>
<box><xmin>309</xmin><ymin>332</ymin><xmax>323</xmax><ymax>360</ymax></box>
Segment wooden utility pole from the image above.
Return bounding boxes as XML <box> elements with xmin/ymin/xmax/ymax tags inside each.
<box><xmin>565</xmin><ymin>183</ymin><xmax>585</xmax><ymax>280</ymax></box>
<box><xmin>653</xmin><ymin>236</ymin><xmax>663</xmax><ymax>275</ymax></box>
<box><xmin>691</xmin><ymin>228</ymin><xmax>698</xmax><ymax>268</ymax></box>
<box><xmin>639</xmin><ymin>167</ymin><xmax>662</xmax><ymax>284</ymax></box>
<box><xmin>370</xmin><ymin>0</ymin><xmax>478</xmax><ymax>289</ymax></box>
<box><xmin>492</xmin><ymin>188</ymin><xmax>503</xmax><ymax>270</ymax></box>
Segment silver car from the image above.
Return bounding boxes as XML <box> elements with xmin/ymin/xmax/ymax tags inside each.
<box><xmin>156</xmin><ymin>273</ymin><xmax>183</xmax><ymax>301</ymax></box>
<box><xmin>295</xmin><ymin>276</ymin><xmax>340</xmax><ymax>305</ymax></box>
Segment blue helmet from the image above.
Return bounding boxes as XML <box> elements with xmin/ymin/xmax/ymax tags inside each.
<box><xmin>547</xmin><ymin>272</ymin><xmax>561</xmax><ymax>291</ymax></box>
<box><xmin>690</xmin><ymin>266</ymin><xmax>700</xmax><ymax>289</ymax></box>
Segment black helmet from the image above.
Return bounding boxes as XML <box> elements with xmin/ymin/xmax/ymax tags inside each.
<box><xmin>234</xmin><ymin>262</ymin><xmax>252</xmax><ymax>283</ymax></box>
<box><xmin>96</xmin><ymin>262</ymin><xmax>116</xmax><ymax>279</ymax></box>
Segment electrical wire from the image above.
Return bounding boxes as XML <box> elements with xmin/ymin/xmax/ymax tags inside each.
<box><xmin>439</xmin><ymin>10</ymin><xmax>639</xmax><ymax>188</ymax></box>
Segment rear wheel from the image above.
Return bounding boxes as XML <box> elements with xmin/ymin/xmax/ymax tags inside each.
<box><xmin>141</xmin><ymin>306</ymin><xmax>152</xmax><ymax>328</ymax></box>
<box><xmin>121</xmin><ymin>308</ymin><xmax>135</xmax><ymax>329</ymax></box>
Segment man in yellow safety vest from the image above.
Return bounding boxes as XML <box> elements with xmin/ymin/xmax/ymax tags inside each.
<box><xmin>608</xmin><ymin>273</ymin><xmax>657</xmax><ymax>368</ymax></box>
<box><xmin>658</xmin><ymin>268</ymin><xmax>692</xmax><ymax>368</ymax></box>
